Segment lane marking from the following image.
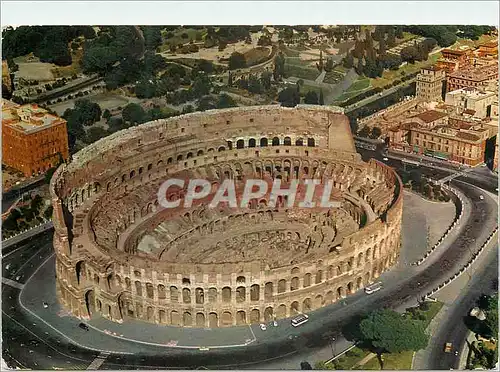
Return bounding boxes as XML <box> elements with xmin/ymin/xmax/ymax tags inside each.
<box><xmin>2</xmin><ymin>277</ymin><xmax>25</xmax><ymax>289</ymax></box>
<box><xmin>86</xmin><ymin>352</ymin><xmax>110</xmax><ymax>370</ymax></box>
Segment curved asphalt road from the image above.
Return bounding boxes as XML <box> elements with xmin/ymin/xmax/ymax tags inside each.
<box><xmin>2</xmin><ymin>154</ymin><xmax>497</xmax><ymax>370</ymax></box>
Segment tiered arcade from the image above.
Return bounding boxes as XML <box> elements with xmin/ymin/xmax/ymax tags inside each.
<box><xmin>50</xmin><ymin>105</ymin><xmax>403</xmax><ymax>328</ymax></box>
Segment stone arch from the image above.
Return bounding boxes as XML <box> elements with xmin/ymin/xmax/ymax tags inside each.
<box><xmin>272</xmin><ymin>137</ymin><xmax>280</xmax><ymax>146</ymax></box>
<box><xmin>296</xmin><ymin>138</ymin><xmax>304</xmax><ymax>146</ymax></box>
<box><xmin>209</xmin><ymin>312</ymin><xmax>218</xmax><ymax>328</ymax></box>
<box><xmin>195</xmin><ymin>288</ymin><xmax>204</xmax><ymax>304</ymax></box>
<box><xmin>183</xmin><ymin>311</ymin><xmax>192</xmax><ymax>326</ymax></box>
<box><xmin>248</xmin><ymin>138</ymin><xmax>256</xmax><ymax>147</ymax></box>
<box><xmin>260</xmin><ymin>138</ymin><xmax>268</xmax><ymax>147</ymax></box>
<box><xmin>236</xmin><ymin>310</ymin><xmax>246</xmax><ymax>325</ymax></box>
<box><xmin>290</xmin><ymin>301</ymin><xmax>300</xmax><ymax>314</ymax></box>
<box><xmin>236</xmin><ymin>276</ymin><xmax>246</xmax><ymax>284</ymax></box>
<box><xmin>336</xmin><ymin>264</ymin><xmax>343</xmax><ymax>276</ymax></box>
<box><xmin>307</xmin><ymin>138</ymin><xmax>315</xmax><ymax>147</ymax></box>
<box><xmin>250</xmin><ymin>309</ymin><xmax>260</xmax><ymax>324</ymax></box>
<box><xmin>277</xmin><ymin>304</ymin><xmax>287</xmax><ymax>319</ymax></box>
<box><xmin>170</xmin><ymin>286</ymin><xmax>179</xmax><ymax>302</ymax></box>
<box><xmin>264</xmin><ymin>307</ymin><xmax>274</xmax><ymax>322</ymax></box>
<box><xmin>284</xmin><ymin>136</ymin><xmax>292</xmax><ymax>146</ymax></box>
<box><xmin>315</xmin><ymin>270</ymin><xmax>323</xmax><ymax>284</ymax></box>
<box><xmin>264</xmin><ymin>282</ymin><xmax>273</xmax><ymax>300</ymax></box>
<box><xmin>336</xmin><ymin>287</ymin><xmax>344</xmax><ymax>300</ymax></box>
<box><xmin>84</xmin><ymin>290</ymin><xmax>95</xmax><ymax>317</ymax></box>
<box><xmin>347</xmin><ymin>282</ymin><xmax>354</xmax><ymax>294</ymax></box>
<box><xmin>75</xmin><ymin>260</ymin><xmax>85</xmax><ymax>285</ymax></box>
<box><xmin>291</xmin><ymin>267</ymin><xmax>300</xmax><ymax>274</ymax></box>
<box><xmin>130</xmin><ymin>170</ymin><xmax>136</xmax><ymax>178</ymax></box>
<box><xmin>357</xmin><ymin>252</ymin><xmax>364</xmax><ymax>267</ymax></box>
<box><xmin>218</xmin><ymin>146</ymin><xmax>225</xmax><ymax>152</ymax></box>
<box><xmin>250</xmin><ymin>284</ymin><xmax>260</xmax><ymax>301</ymax></box>
<box><xmin>221</xmin><ymin>311</ymin><xmax>233</xmax><ymax>327</ymax></box>
<box><xmin>159</xmin><ymin>309</ymin><xmax>166</xmax><ymax>323</ymax></box>
<box><xmin>146</xmin><ymin>283</ymin><xmax>154</xmax><ymax>299</ymax></box>
<box><xmin>291</xmin><ymin>277</ymin><xmax>299</xmax><ymax>291</ymax></box>
<box><xmin>303</xmin><ymin>273</ymin><xmax>312</xmax><ymax>287</ymax></box>
<box><xmin>186</xmin><ymin>152</ymin><xmax>193</xmax><ymax>159</ymax></box>
<box><xmin>278</xmin><ymin>279</ymin><xmax>286</xmax><ymax>293</ymax></box>
<box><xmin>314</xmin><ymin>294</ymin><xmax>323</xmax><ymax>309</ymax></box>
<box><xmin>171</xmin><ymin>310</ymin><xmax>180</xmax><ymax>326</ymax></box>
<box><xmin>147</xmin><ymin>306</ymin><xmax>154</xmax><ymax>321</ymax></box>
<box><xmin>182</xmin><ymin>288</ymin><xmax>191</xmax><ymax>303</ymax></box>
<box><xmin>236</xmin><ymin>286</ymin><xmax>246</xmax><ymax>303</ymax></box>
<box><xmin>197</xmin><ymin>150</ymin><xmax>204</xmax><ymax>156</ymax></box>
<box><xmin>135</xmin><ymin>281</ymin><xmax>142</xmax><ymax>297</ymax></box>
<box><xmin>196</xmin><ymin>312</ymin><xmax>205</xmax><ymax>327</ymax></box>
<box><xmin>236</xmin><ymin>139</ymin><xmax>245</xmax><ymax>149</ymax></box>
<box><xmin>301</xmin><ymin>297</ymin><xmax>311</xmax><ymax>311</ymax></box>
<box><xmin>208</xmin><ymin>287</ymin><xmax>217</xmax><ymax>303</ymax></box>
<box><xmin>222</xmin><ymin>287</ymin><xmax>231</xmax><ymax>302</ymax></box>
<box><xmin>356</xmin><ymin>277</ymin><xmax>363</xmax><ymax>290</ymax></box>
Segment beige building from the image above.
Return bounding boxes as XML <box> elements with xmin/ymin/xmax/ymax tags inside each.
<box><xmin>409</xmin><ymin>125</ymin><xmax>486</xmax><ymax>166</ymax></box>
<box><xmin>445</xmin><ymin>88</ymin><xmax>497</xmax><ymax>119</ymax></box>
<box><xmin>416</xmin><ymin>66</ymin><xmax>446</xmax><ymax>102</ymax></box>
<box><xmin>447</xmin><ymin>63</ymin><xmax>498</xmax><ymax>92</ymax></box>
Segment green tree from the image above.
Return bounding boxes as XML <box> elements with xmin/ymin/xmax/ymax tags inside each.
<box><xmin>304</xmin><ymin>91</ymin><xmax>319</xmax><ymax>104</ymax></box>
<box><xmin>319</xmin><ymin>89</ymin><xmax>325</xmax><ymax>105</ymax></box>
<box><xmin>44</xmin><ymin>205</ymin><xmax>54</xmax><ymax>220</ymax></box>
<box><xmin>217</xmin><ymin>93</ymin><xmax>237</xmax><ymax>109</ymax></box>
<box><xmin>141</xmin><ymin>26</ymin><xmax>163</xmax><ymax>51</ymax></box>
<box><xmin>248</xmin><ymin>75</ymin><xmax>263</xmax><ymax>94</ymax></box>
<box><xmin>359</xmin><ymin>309</ymin><xmax>429</xmax><ymax>354</ymax></box>
<box><xmin>387</xmin><ymin>27</ymin><xmax>396</xmax><ymax>48</ymax></box>
<box><xmin>86</xmin><ymin>126</ymin><xmax>109</xmax><ymax>144</ymax></box>
<box><xmin>343</xmin><ymin>53</ymin><xmax>354</xmax><ymax>69</ymax></box>
<box><xmin>102</xmin><ymin>109</ymin><xmax>112</xmax><ymax>122</ymax></box>
<box><xmin>228</xmin><ymin>52</ymin><xmax>246</xmax><ymax>70</ymax></box>
<box><xmin>122</xmin><ymin>103</ymin><xmax>146</xmax><ymax>125</ymax></box>
<box><xmin>260</xmin><ymin>71</ymin><xmax>272</xmax><ymax>90</ymax></box>
<box><xmin>277</xmin><ymin>87</ymin><xmax>300</xmax><ymax>107</ymax></box>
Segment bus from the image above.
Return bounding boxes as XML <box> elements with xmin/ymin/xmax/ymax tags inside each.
<box><xmin>291</xmin><ymin>314</ymin><xmax>309</xmax><ymax>327</ymax></box>
<box><xmin>401</xmin><ymin>158</ymin><xmax>420</xmax><ymax>167</ymax></box>
<box><xmin>364</xmin><ymin>282</ymin><xmax>383</xmax><ymax>295</ymax></box>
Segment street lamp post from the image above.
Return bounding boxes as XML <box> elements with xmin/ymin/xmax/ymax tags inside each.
<box><xmin>329</xmin><ymin>337</ymin><xmax>337</xmax><ymax>359</ymax></box>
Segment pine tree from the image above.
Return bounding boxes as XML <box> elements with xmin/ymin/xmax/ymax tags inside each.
<box><xmin>319</xmin><ymin>89</ymin><xmax>324</xmax><ymax>105</ymax></box>
<box><xmin>387</xmin><ymin>28</ymin><xmax>396</xmax><ymax>48</ymax></box>
<box><xmin>228</xmin><ymin>72</ymin><xmax>233</xmax><ymax>87</ymax></box>
<box><xmin>355</xmin><ymin>57</ymin><xmax>364</xmax><ymax>75</ymax></box>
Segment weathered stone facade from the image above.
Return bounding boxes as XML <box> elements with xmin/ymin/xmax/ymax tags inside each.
<box><xmin>50</xmin><ymin>105</ymin><xmax>403</xmax><ymax>328</ymax></box>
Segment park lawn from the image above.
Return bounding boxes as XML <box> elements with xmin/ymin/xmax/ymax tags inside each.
<box><xmin>334</xmin><ymin>347</ymin><xmax>372</xmax><ymax>370</ymax></box>
<box><xmin>348</xmin><ymin>77</ymin><xmax>371</xmax><ymax>92</ymax></box>
<box><xmin>356</xmin><ymin>351</ymin><xmax>414</xmax><ymax>370</ymax></box>
<box><xmin>420</xmin><ymin>301</ymin><xmax>444</xmax><ymax>328</ymax></box>
<box><xmin>284</xmin><ymin>63</ymin><xmax>320</xmax><ymax>81</ymax></box>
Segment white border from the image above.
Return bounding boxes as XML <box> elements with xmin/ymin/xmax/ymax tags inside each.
<box><xmin>1</xmin><ymin>1</ymin><xmax>499</xmax><ymax>27</ymax></box>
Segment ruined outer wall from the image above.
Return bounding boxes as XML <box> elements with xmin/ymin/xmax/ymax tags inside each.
<box><xmin>49</xmin><ymin>105</ymin><xmax>402</xmax><ymax>327</ymax></box>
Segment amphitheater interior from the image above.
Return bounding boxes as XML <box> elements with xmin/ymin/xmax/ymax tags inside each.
<box><xmin>50</xmin><ymin>105</ymin><xmax>403</xmax><ymax>328</ymax></box>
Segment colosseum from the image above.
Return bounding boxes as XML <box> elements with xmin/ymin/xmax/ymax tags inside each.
<box><xmin>50</xmin><ymin>105</ymin><xmax>403</xmax><ymax>328</ymax></box>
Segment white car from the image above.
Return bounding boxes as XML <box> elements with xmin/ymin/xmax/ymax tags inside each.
<box><xmin>272</xmin><ymin>320</ymin><xmax>278</xmax><ymax>327</ymax></box>
<box><xmin>43</xmin><ymin>302</ymin><xmax>49</xmax><ymax>308</ymax></box>
<box><xmin>259</xmin><ymin>323</ymin><xmax>267</xmax><ymax>331</ymax></box>
<box><xmin>383</xmin><ymin>157</ymin><xmax>389</xmax><ymax>161</ymax></box>
<box><xmin>479</xmin><ymin>195</ymin><xmax>484</xmax><ymax>200</ymax></box>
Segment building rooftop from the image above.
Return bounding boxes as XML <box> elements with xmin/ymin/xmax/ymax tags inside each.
<box><xmin>413</xmin><ymin>110</ymin><xmax>448</xmax><ymax>123</ymax></box>
<box><xmin>456</xmin><ymin>132</ymin><xmax>480</xmax><ymax>141</ymax></box>
<box><xmin>449</xmin><ymin>63</ymin><xmax>498</xmax><ymax>80</ymax></box>
<box><xmin>2</xmin><ymin>99</ymin><xmax>65</xmax><ymax>134</ymax></box>
<box><xmin>442</xmin><ymin>48</ymin><xmax>468</xmax><ymax>56</ymax></box>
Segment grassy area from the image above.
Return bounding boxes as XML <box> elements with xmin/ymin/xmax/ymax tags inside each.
<box><xmin>334</xmin><ymin>347</ymin><xmax>371</xmax><ymax>370</ymax></box>
<box><xmin>371</xmin><ymin>52</ymin><xmax>441</xmax><ymax>88</ymax></box>
<box><xmin>408</xmin><ymin>301</ymin><xmax>444</xmax><ymax>328</ymax></box>
<box><xmin>452</xmin><ymin>34</ymin><xmax>497</xmax><ymax>49</ymax></box>
<box><xmin>359</xmin><ymin>351</ymin><xmax>414</xmax><ymax>370</ymax></box>
<box><xmin>300</xmin><ymin>83</ymin><xmax>329</xmax><ymax>97</ymax></box>
<box><xmin>323</xmin><ymin>70</ymin><xmax>345</xmax><ymax>84</ymax></box>
<box><xmin>284</xmin><ymin>63</ymin><xmax>320</xmax><ymax>81</ymax></box>
<box><xmin>332</xmin><ymin>77</ymin><xmax>372</xmax><ymax>104</ymax></box>
<box><xmin>160</xmin><ymin>28</ymin><xmax>206</xmax><ymax>51</ymax></box>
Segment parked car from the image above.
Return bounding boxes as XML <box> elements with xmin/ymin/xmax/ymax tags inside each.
<box><xmin>78</xmin><ymin>323</ymin><xmax>89</xmax><ymax>331</ymax></box>
<box><xmin>444</xmin><ymin>342</ymin><xmax>452</xmax><ymax>353</ymax></box>
<box><xmin>42</xmin><ymin>302</ymin><xmax>49</xmax><ymax>308</ymax></box>
<box><xmin>479</xmin><ymin>195</ymin><xmax>484</xmax><ymax>200</ymax></box>
<box><xmin>259</xmin><ymin>323</ymin><xmax>267</xmax><ymax>331</ymax></box>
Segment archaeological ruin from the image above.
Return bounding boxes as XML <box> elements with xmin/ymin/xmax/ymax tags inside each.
<box><xmin>50</xmin><ymin>105</ymin><xmax>403</xmax><ymax>328</ymax></box>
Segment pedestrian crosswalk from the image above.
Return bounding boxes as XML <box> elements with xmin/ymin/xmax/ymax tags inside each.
<box><xmin>86</xmin><ymin>352</ymin><xmax>110</xmax><ymax>370</ymax></box>
<box><xmin>2</xmin><ymin>277</ymin><xmax>24</xmax><ymax>289</ymax></box>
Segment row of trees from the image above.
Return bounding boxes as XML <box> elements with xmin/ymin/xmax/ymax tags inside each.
<box><xmin>2</xmin><ymin>195</ymin><xmax>52</xmax><ymax>237</ymax></box>
<box><xmin>403</xmin><ymin>25</ymin><xmax>496</xmax><ymax>48</ymax></box>
<box><xmin>277</xmin><ymin>83</ymin><xmax>325</xmax><ymax>107</ymax></box>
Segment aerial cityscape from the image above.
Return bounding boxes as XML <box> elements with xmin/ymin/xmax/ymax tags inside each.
<box><xmin>1</xmin><ymin>22</ymin><xmax>498</xmax><ymax>371</ymax></box>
